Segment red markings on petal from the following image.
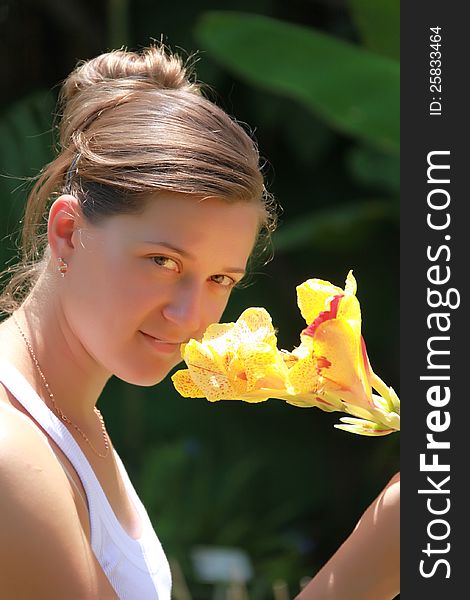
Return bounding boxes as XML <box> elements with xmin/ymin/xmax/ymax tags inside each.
<box><xmin>360</xmin><ymin>336</ymin><xmax>372</xmax><ymax>379</ymax></box>
<box><xmin>302</xmin><ymin>294</ymin><xmax>343</xmax><ymax>338</ymax></box>
<box><xmin>315</xmin><ymin>396</ymin><xmax>335</xmax><ymax>407</ymax></box>
<box><xmin>316</xmin><ymin>356</ymin><xmax>331</xmax><ymax>370</ymax></box>
<box><xmin>188</xmin><ymin>363</ymin><xmax>224</xmax><ymax>376</ymax></box>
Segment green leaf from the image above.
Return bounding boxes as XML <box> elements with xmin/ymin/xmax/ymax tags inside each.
<box><xmin>195</xmin><ymin>11</ymin><xmax>399</xmax><ymax>153</ymax></box>
<box><xmin>273</xmin><ymin>200</ymin><xmax>398</xmax><ymax>253</ymax></box>
<box><xmin>0</xmin><ymin>90</ymin><xmax>55</xmax><ymax>180</ymax></box>
<box><xmin>347</xmin><ymin>146</ymin><xmax>400</xmax><ymax>193</ymax></box>
<box><xmin>0</xmin><ymin>90</ymin><xmax>56</xmax><ymax>220</ymax></box>
<box><xmin>0</xmin><ymin>91</ymin><xmax>56</xmax><ymax>266</ymax></box>
<box><xmin>349</xmin><ymin>0</ymin><xmax>400</xmax><ymax>61</ymax></box>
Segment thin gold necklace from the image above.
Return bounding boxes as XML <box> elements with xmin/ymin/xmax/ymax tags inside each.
<box><xmin>12</xmin><ymin>313</ymin><xmax>110</xmax><ymax>459</ymax></box>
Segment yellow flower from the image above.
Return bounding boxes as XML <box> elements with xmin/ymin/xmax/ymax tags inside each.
<box><xmin>289</xmin><ymin>270</ymin><xmax>400</xmax><ymax>432</ymax></box>
<box><xmin>293</xmin><ymin>270</ymin><xmax>373</xmax><ymax>409</ymax></box>
<box><xmin>172</xmin><ymin>307</ymin><xmax>290</xmax><ymax>402</ymax></box>
<box><xmin>171</xmin><ymin>271</ymin><xmax>400</xmax><ymax>437</ymax></box>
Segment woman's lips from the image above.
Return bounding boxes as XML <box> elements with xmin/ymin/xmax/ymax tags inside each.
<box><xmin>140</xmin><ymin>331</ymin><xmax>183</xmax><ymax>354</ymax></box>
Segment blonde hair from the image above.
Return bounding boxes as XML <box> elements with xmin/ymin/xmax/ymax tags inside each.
<box><xmin>0</xmin><ymin>45</ymin><xmax>277</xmax><ymax>315</ymax></box>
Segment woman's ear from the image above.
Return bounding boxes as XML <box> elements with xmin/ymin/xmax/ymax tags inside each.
<box><xmin>47</xmin><ymin>194</ymin><xmax>84</xmax><ymax>261</ymax></box>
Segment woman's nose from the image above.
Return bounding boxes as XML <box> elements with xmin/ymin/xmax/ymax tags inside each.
<box><xmin>161</xmin><ymin>283</ymin><xmax>203</xmax><ymax>333</ymax></box>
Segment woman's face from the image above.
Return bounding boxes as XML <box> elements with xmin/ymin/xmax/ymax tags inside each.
<box><xmin>60</xmin><ymin>192</ymin><xmax>261</xmax><ymax>385</ymax></box>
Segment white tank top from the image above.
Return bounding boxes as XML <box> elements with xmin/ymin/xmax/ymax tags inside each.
<box><xmin>0</xmin><ymin>358</ymin><xmax>172</xmax><ymax>600</ymax></box>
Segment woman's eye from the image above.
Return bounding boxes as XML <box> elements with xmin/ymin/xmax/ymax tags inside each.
<box><xmin>152</xmin><ymin>256</ymin><xmax>179</xmax><ymax>272</ymax></box>
<box><xmin>211</xmin><ymin>274</ymin><xmax>235</xmax><ymax>288</ymax></box>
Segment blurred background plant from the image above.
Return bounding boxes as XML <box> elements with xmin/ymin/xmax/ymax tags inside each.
<box><xmin>0</xmin><ymin>0</ymin><xmax>399</xmax><ymax>597</ymax></box>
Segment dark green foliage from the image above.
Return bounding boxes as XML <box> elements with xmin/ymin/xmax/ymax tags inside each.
<box><xmin>0</xmin><ymin>90</ymin><xmax>56</xmax><ymax>266</ymax></box>
<box><xmin>195</xmin><ymin>11</ymin><xmax>399</xmax><ymax>153</ymax></box>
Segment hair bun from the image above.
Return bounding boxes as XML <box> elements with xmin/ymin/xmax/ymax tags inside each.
<box><xmin>61</xmin><ymin>45</ymin><xmax>198</xmax><ymax>104</ymax></box>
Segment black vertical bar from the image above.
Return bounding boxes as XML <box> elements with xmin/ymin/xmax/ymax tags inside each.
<box><xmin>401</xmin><ymin>3</ymin><xmax>468</xmax><ymax>598</ymax></box>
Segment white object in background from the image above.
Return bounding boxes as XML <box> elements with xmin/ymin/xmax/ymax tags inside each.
<box><xmin>191</xmin><ymin>546</ymin><xmax>253</xmax><ymax>583</ymax></box>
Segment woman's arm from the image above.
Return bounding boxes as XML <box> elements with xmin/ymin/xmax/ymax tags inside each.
<box><xmin>296</xmin><ymin>472</ymin><xmax>400</xmax><ymax>600</ymax></box>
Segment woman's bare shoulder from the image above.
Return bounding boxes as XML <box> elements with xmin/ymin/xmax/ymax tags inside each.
<box><xmin>0</xmin><ymin>384</ymin><xmax>59</xmax><ymax>478</ymax></box>
<box><xmin>0</xmin><ymin>389</ymin><xmax>118</xmax><ymax>599</ymax></box>
<box><xmin>0</xmin><ymin>391</ymin><xmax>80</xmax><ymax>550</ymax></box>
<box><xmin>0</xmin><ymin>384</ymin><xmax>51</xmax><ymax>456</ymax></box>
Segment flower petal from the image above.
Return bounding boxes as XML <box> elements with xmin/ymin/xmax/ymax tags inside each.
<box><xmin>232</xmin><ymin>307</ymin><xmax>278</xmax><ymax>349</ymax></box>
<box><xmin>183</xmin><ymin>339</ymin><xmax>238</xmax><ymax>401</ymax></box>
<box><xmin>296</xmin><ymin>278</ymin><xmax>343</xmax><ymax>325</ymax></box>
<box><xmin>286</xmin><ymin>338</ymin><xmax>321</xmax><ymax>394</ymax></box>
<box><xmin>202</xmin><ymin>322</ymin><xmax>236</xmax><ymax>349</ymax></box>
<box><xmin>334</xmin><ymin>417</ymin><xmax>396</xmax><ymax>436</ymax></box>
<box><xmin>238</xmin><ymin>343</ymin><xmax>289</xmax><ymax>391</ymax></box>
<box><xmin>336</xmin><ymin>294</ymin><xmax>362</xmax><ymax>337</ymax></box>
<box><xmin>343</xmin><ymin>270</ymin><xmax>357</xmax><ymax>296</ymax></box>
<box><xmin>310</xmin><ymin>318</ymin><xmax>373</xmax><ymax>408</ymax></box>
<box><xmin>171</xmin><ymin>369</ymin><xmax>205</xmax><ymax>398</ymax></box>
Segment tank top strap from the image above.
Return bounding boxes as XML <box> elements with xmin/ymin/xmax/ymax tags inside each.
<box><xmin>0</xmin><ymin>358</ymin><xmax>111</xmax><ymax>550</ymax></box>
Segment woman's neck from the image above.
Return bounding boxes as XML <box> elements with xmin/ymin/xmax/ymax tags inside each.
<box><xmin>0</xmin><ymin>276</ymin><xmax>112</xmax><ymax>430</ymax></box>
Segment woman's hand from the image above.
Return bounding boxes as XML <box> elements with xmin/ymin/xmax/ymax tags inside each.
<box><xmin>296</xmin><ymin>472</ymin><xmax>400</xmax><ymax>600</ymax></box>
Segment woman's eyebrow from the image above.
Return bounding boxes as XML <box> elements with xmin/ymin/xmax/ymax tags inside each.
<box><xmin>143</xmin><ymin>241</ymin><xmax>192</xmax><ymax>258</ymax></box>
<box><xmin>143</xmin><ymin>241</ymin><xmax>246</xmax><ymax>274</ymax></box>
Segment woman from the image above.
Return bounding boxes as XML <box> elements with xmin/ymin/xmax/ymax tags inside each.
<box><xmin>0</xmin><ymin>44</ymin><xmax>398</xmax><ymax>599</ymax></box>
<box><xmin>0</xmin><ymin>45</ymin><xmax>274</xmax><ymax>599</ymax></box>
